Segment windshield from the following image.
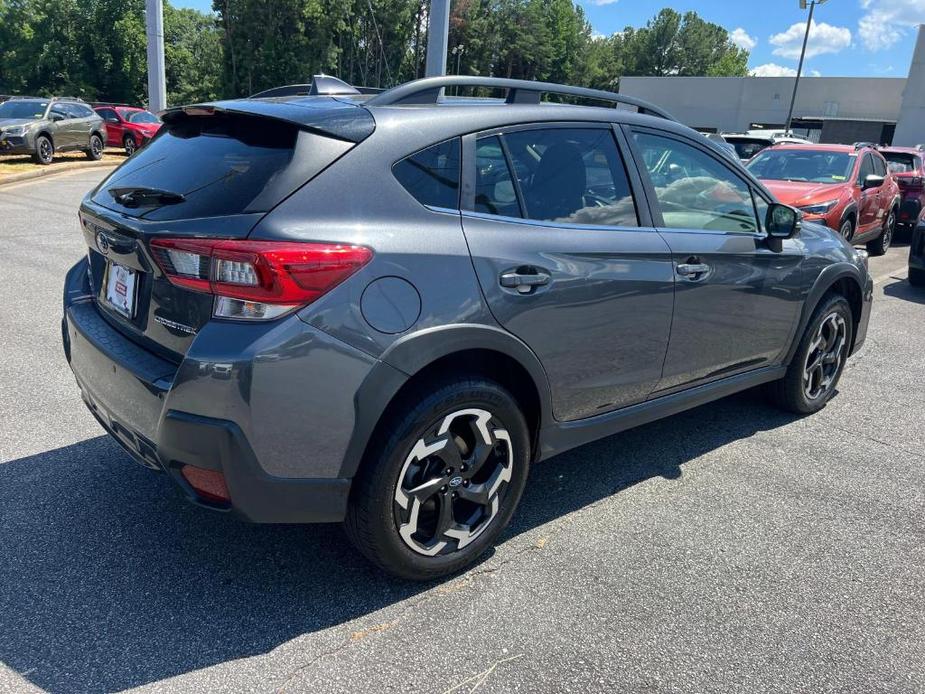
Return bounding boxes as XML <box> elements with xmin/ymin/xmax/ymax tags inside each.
<box><xmin>724</xmin><ymin>138</ymin><xmax>771</xmax><ymax>161</ymax></box>
<box><xmin>124</xmin><ymin>110</ymin><xmax>160</xmax><ymax>125</ymax></box>
<box><xmin>0</xmin><ymin>100</ymin><xmax>48</xmax><ymax>119</ymax></box>
<box><xmin>747</xmin><ymin>149</ymin><xmax>856</xmax><ymax>184</ymax></box>
<box><xmin>882</xmin><ymin>152</ymin><xmax>920</xmax><ymax>174</ymax></box>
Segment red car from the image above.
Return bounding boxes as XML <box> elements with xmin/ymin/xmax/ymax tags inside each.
<box><xmin>879</xmin><ymin>146</ymin><xmax>925</xmax><ymax>234</ymax></box>
<box><xmin>93</xmin><ymin>105</ymin><xmax>162</xmax><ymax>155</ymax></box>
<box><xmin>747</xmin><ymin>143</ymin><xmax>901</xmax><ymax>255</ymax></box>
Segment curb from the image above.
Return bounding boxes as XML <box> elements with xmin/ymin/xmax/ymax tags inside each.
<box><xmin>0</xmin><ymin>160</ymin><xmax>117</xmax><ymax>187</ymax></box>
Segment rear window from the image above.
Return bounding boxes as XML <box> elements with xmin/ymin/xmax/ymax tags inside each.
<box><xmin>725</xmin><ymin>138</ymin><xmax>771</xmax><ymax>161</ymax></box>
<box><xmin>393</xmin><ymin>139</ymin><xmax>461</xmax><ymax>209</ymax></box>
<box><xmin>92</xmin><ymin>113</ymin><xmax>351</xmax><ymax>220</ymax></box>
<box><xmin>883</xmin><ymin>152</ymin><xmax>920</xmax><ymax>174</ymax></box>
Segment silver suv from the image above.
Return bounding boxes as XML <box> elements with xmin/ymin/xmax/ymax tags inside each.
<box><xmin>62</xmin><ymin>76</ymin><xmax>872</xmax><ymax>579</ymax></box>
<box><xmin>0</xmin><ymin>96</ymin><xmax>106</xmax><ymax>164</ymax></box>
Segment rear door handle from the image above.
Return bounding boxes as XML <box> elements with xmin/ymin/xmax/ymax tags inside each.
<box><xmin>676</xmin><ymin>262</ymin><xmax>711</xmax><ymax>278</ymax></box>
<box><xmin>500</xmin><ymin>270</ymin><xmax>551</xmax><ymax>294</ymax></box>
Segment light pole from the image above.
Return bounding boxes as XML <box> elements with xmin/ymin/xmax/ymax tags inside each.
<box><xmin>145</xmin><ymin>0</ymin><xmax>167</xmax><ymax>112</ymax></box>
<box><xmin>425</xmin><ymin>0</ymin><xmax>451</xmax><ymax>77</ymax></box>
<box><xmin>784</xmin><ymin>0</ymin><xmax>829</xmax><ymax>135</ymax></box>
<box><xmin>451</xmin><ymin>44</ymin><xmax>466</xmax><ymax>75</ymax></box>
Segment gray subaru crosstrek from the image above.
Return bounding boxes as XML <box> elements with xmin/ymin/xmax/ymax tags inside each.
<box><xmin>0</xmin><ymin>97</ymin><xmax>106</xmax><ymax>164</ymax></box>
<box><xmin>62</xmin><ymin>76</ymin><xmax>872</xmax><ymax>579</ymax></box>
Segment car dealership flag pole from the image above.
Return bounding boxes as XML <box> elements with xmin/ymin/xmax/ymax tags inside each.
<box><xmin>145</xmin><ymin>0</ymin><xmax>167</xmax><ymax>113</ymax></box>
<box><xmin>785</xmin><ymin>0</ymin><xmax>828</xmax><ymax>135</ymax></box>
<box><xmin>425</xmin><ymin>0</ymin><xmax>451</xmax><ymax>77</ymax></box>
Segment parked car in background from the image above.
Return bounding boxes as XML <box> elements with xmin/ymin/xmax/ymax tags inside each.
<box><xmin>879</xmin><ymin>146</ymin><xmax>925</xmax><ymax>235</ymax></box>
<box><xmin>62</xmin><ymin>75</ymin><xmax>872</xmax><ymax>579</ymax></box>
<box><xmin>93</xmin><ymin>105</ymin><xmax>162</xmax><ymax>155</ymax></box>
<box><xmin>910</xmin><ymin>212</ymin><xmax>925</xmax><ymax>286</ymax></box>
<box><xmin>0</xmin><ymin>96</ymin><xmax>105</xmax><ymax>164</ymax></box>
<box><xmin>723</xmin><ymin>130</ymin><xmax>812</xmax><ymax>163</ymax></box>
<box><xmin>701</xmin><ymin>132</ymin><xmax>738</xmax><ymax>160</ymax></box>
<box><xmin>747</xmin><ymin>143</ymin><xmax>901</xmax><ymax>255</ymax></box>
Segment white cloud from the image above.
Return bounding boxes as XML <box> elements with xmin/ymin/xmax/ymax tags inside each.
<box><xmin>770</xmin><ymin>20</ymin><xmax>852</xmax><ymax>60</ymax></box>
<box><xmin>587</xmin><ymin>0</ymin><xmax>619</xmax><ymax>5</ymax></box>
<box><xmin>729</xmin><ymin>28</ymin><xmax>757</xmax><ymax>51</ymax></box>
<box><xmin>809</xmin><ymin>69</ymin><xmax>822</xmax><ymax>77</ymax></box>
<box><xmin>859</xmin><ymin>0</ymin><xmax>925</xmax><ymax>51</ymax></box>
<box><xmin>749</xmin><ymin>63</ymin><xmax>798</xmax><ymax>77</ymax></box>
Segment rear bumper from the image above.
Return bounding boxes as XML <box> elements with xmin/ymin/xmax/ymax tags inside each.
<box><xmin>62</xmin><ymin>259</ymin><xmax>366</xmax><ymax>523</ymax></box>
<box><xmin>898</xmin><ymin>198</ymin><xmax>923</xmax><ymax>227</ymax></box>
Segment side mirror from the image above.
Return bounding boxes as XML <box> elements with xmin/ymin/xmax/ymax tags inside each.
<box><xmin>766</xmin><ymin>203</ymin><xmax>801</xmax><ymax>239</ymax></box>
<box><xmin>862</xmin><ymin>174</ymin><xmax>884</xmax><ymax>190</ymax></box>
<box><xmin>51</xmin><ymin>113</ymin><xmax>65</xmax><ymax>122</ymax></box>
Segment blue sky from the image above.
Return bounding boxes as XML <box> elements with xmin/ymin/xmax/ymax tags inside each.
<box><xmin>176</xmin><ymin>0</ymin><xmax>925</xmax><ymax>78</ymax></box>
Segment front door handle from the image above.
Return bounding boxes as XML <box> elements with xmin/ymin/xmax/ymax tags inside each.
<box><xmin>500</xmin><ymin>269</ymin><xmax>551</xmax><ymax>294</ymax></box>
<box><xmin>676</xmin><ymin>262</ymin><xmax>711</xmax><ymax>278</ymax></box>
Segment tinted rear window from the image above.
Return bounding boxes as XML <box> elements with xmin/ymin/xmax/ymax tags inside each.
<box><xmin>883</xmin><ymin>152</ymin><xmax>920</xmax><ymax>173</ymax></box>
<box><xmin>393</xmin><ymin>139</ymin><xmax>461</xmax><ymax>209</ymax></box>
<box><xmin>92</xmin><ymin>113</ymin><xmax>350</xmax><ymax>220</ymax></box>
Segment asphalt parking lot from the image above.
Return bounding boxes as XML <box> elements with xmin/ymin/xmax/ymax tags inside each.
<box><xmin>1</xmin><ymin>168</ymin><xmax>923</xmax><ymax>693</ymax></box>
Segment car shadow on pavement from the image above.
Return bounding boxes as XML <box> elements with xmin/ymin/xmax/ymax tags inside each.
<box><xmin>883</xmin><ymin>277</ymin><xmax>925</xmax><ymax>304</ymax></box>
<box><xmin>0</xmin><ymin>389</ymin><xmax>797</xmax><ymax>691</ymax></box>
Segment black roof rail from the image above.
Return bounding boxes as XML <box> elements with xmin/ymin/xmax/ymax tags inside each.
<box><xmin>365</xmin><ymin>76</ymin><xmax>677</xmax><ymax>121</ymax></box>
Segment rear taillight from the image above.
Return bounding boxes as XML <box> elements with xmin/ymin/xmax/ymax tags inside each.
<box><xmin>150</xmin><ymin>239</ymin><xmax>372</xmax><ymax>320</ymax></box>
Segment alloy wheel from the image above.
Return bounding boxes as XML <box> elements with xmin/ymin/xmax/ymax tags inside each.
<box><xmin>882</xmin><ymin>210</ymin><xmax>895</xmax><ymax>250</ymax></box>
<box><xmin>125</xmin><ymin>138</ymin><xmax>136</xmax><ymax>156</ymax></box>
<box><xmin>39</xmin><ymin>139</ymin><xmax>52</xmax><ymax>163</ymax></box>
<box><xmin>839</xmin><ymin>219</ymin><xmax>853</xmax><ymax>240</ymax></box>
<box><xmin>802</xmin><ymin>312</ymin><xmax>848</xmax><ymax>401</ymax></box>
<box><xmin>394</xmin><ymin>408</ymin><xmax>513</xmax><ymax>557</ymax></box>
<box><xmin>91</xmin><ymin>136</ymin><xmax>103</xmax><ymax>158</ymax></box>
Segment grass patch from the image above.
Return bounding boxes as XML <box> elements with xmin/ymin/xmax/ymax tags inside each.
<box><xmin>0</xmin><ymin>148</ymin><xmax>124</xmax><ymax>182</ymax></box>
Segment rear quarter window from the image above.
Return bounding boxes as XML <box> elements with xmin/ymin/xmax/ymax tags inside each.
<box><xmin>392</xmin><ymin>139</ymin><xmax>461</xmax><ymax>210</ymax></box>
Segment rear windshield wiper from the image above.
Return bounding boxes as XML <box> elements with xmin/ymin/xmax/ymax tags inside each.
<box><xmin>109</xmin><ymin>187</ymin><xmax>185</xmax><ymax>208</ymax></box>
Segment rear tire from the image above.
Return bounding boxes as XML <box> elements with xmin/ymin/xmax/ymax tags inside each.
<box><xmin>768</xmin><ymin>293</ymin><xmax>853</xmax><ymax>415</ymax></box>
<box><xmin>866</xmin><ymin>207</ymin><xmax>896</xmax><ymax>256</ymax></box>
<box><xmin>32</xmin><ymin>135</ymin><xmax>53</xmax><ymax>165</ymax></box>
<box><xmin>344</xmin><ymin>377</ymin><xmax>530</xmax><ymax>580</ymax></box>
<box><xmin>910</xmin><ymin>267</ymin><xmax>925</xmax><ymax>287</ymax></box>
<box><xmin>86</xmin><ymin>134</ymin><xmax>104</xmax><ymax>161</ymax></box>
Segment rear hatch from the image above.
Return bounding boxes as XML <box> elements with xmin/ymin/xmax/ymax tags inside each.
<box><xmin>79</xmin><ymin>98</ymin><xmax>374</xmax><ymax>362</ymax></box>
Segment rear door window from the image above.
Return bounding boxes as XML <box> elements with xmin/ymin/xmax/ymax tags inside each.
<box><xmin>474</xmin><ymin>136</ymin><xmax>521</xmax><ymax>217</ymax></box>
<box><xmin>503</xmin><ymin>127</ymin><xmax>638</xmax><ymax>227</ymax></box>
<box><xmin>392</xmin><ymin>138</ymin><xmax>460</xmax><ymax>209</ymax></box>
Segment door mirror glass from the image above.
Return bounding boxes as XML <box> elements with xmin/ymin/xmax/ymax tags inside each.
<box><xmin>862</xmin><ymin>174</ymin><xmax>885</xmax><ymax>190</ymax></box>
<box><xmin>51</xmin><ymin>112</ymin><xmax>65</xmax><ymax>122</ymax></box>
<box><xmin>766</xmin><ymin>203</ymin><xmax>801</xmax><ymax>239</ymax></box>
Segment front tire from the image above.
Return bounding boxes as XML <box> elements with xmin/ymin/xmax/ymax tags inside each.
<box><xmin>768</xmin><ymin>293</ymin><xmax>853</xmax><ymax>414</ymax></box>
<box><xmin>838</xmin><ymin>217</ymin><xmax>854</xmax><ymax>242</ymax></box>
<box><xmin>123</xmin><ymin>135</ymin><xmax>137</xmax><ymax>156</ymax></box>
<box><xmin>866</xmin><ymin>207</ymin><xmax>896</xmax><ymax>256</ymax></box>
<box><xmin>86</xmin><ymin>134</ymin><xmax>104</xmax><ymax>161</ymax></box>
<box><xmin>32</xmin><ymin>135</ymin><xmax>53</xmax><ymax>165</ymax></box>
<box><xmin>345</xmin><ymin>377</ymin><xmax>530</xmax><ymax>580</ymax></box>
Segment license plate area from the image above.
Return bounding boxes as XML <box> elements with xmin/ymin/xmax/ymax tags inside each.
<box><xmin>104</xmin><ymin>261</ymin><xmax>138</xmax><ymax>318</ymax></box>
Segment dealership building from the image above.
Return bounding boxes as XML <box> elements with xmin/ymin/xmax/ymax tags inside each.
<box><xmin>621</xmin><ymin>25</ymin><xmax>925</xmax><ymax>147</ymax></box>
